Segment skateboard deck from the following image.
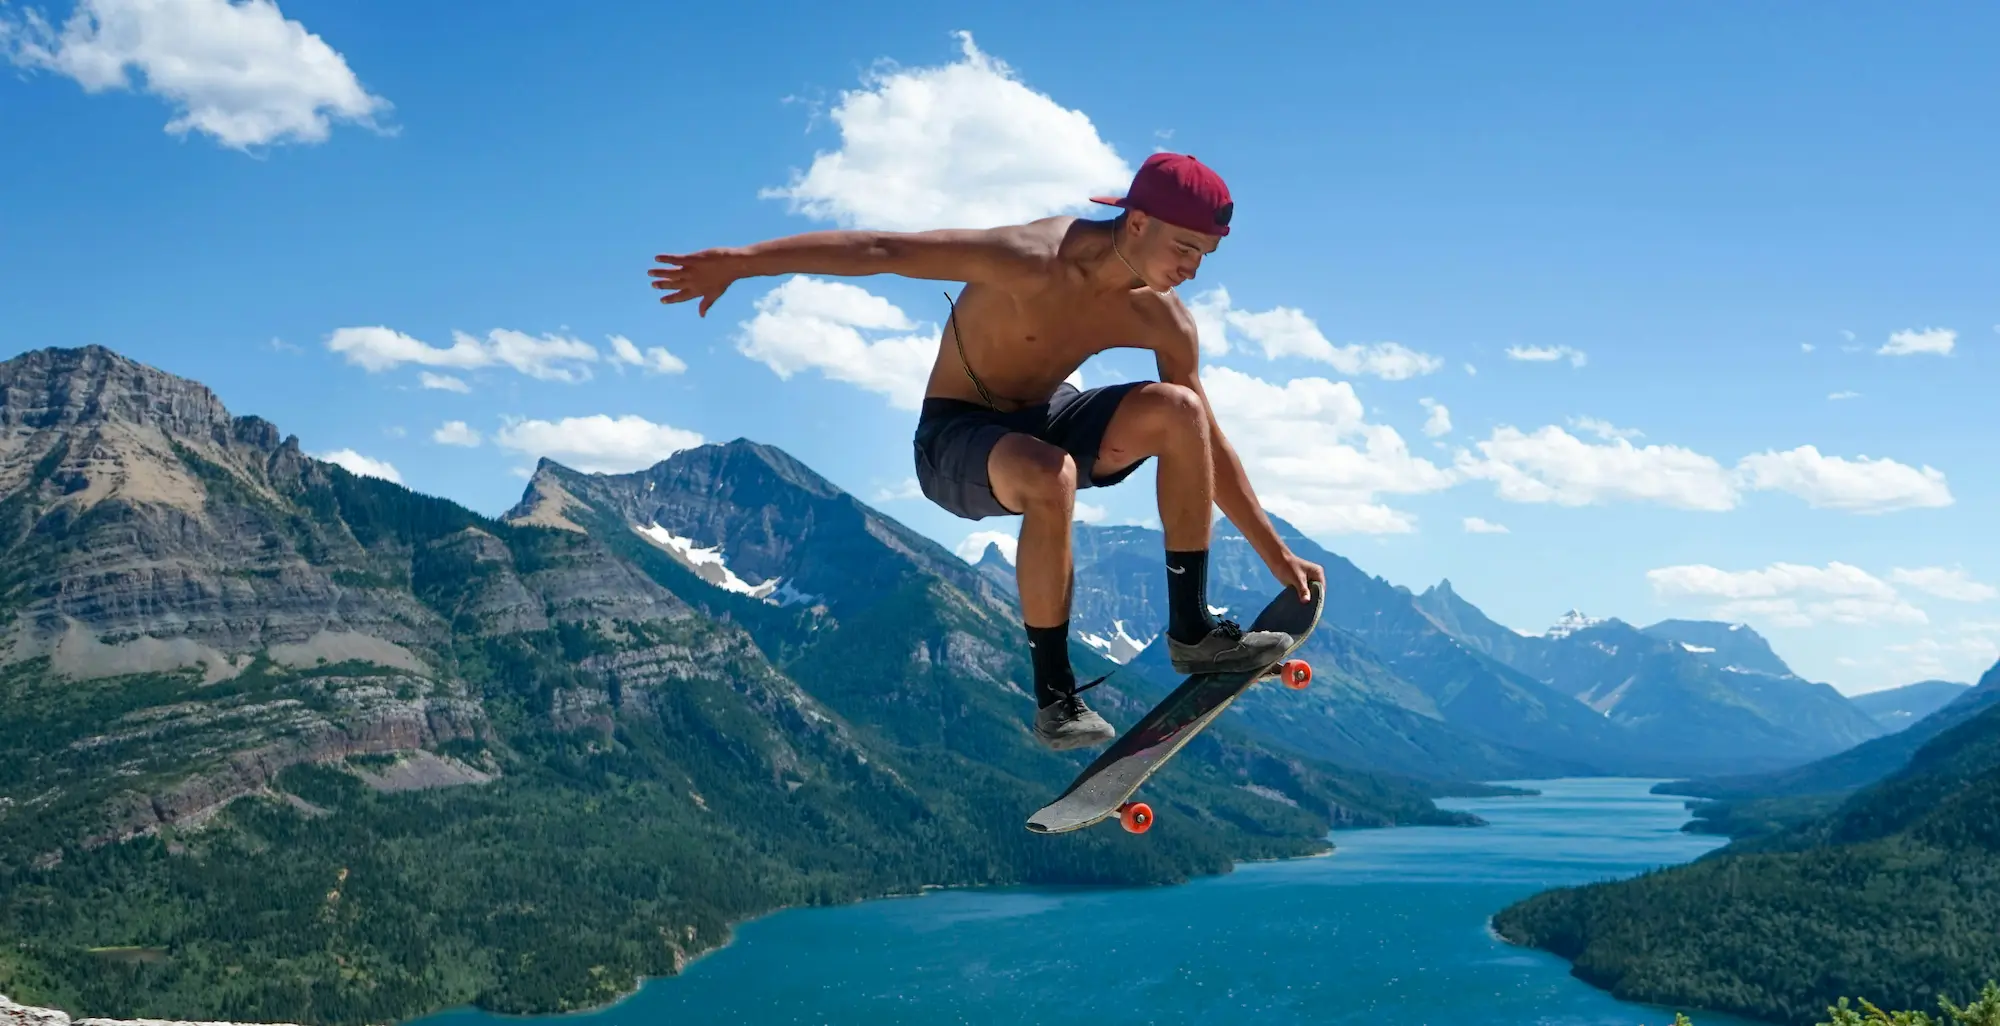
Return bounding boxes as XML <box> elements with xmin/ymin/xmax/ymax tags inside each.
<box><xmin>1026</xmin><ymin>580</ymin><xmax>1324</xmax><ymax>835</ymax></box>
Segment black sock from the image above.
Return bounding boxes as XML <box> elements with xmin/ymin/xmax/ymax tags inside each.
<box><xmin>1026</xmin><ymin>623</ymin><xmax>1075</xmax><ymax>707</ymax></box>
<box><xmin>1165</xmin><ymin>549</ymin><xmax>1215</xmax><ymax>644</ymax></box>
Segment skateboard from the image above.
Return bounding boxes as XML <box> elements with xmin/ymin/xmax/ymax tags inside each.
<box><xmin>1026</xmin><ymin>580</ymin><xmax>1324</xmax><ymax>835</ymax></box>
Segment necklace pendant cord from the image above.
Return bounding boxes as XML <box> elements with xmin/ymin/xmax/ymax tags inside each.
<box><xmin>943</xmin><ymin>290</ymin><xmax>1004</xmax><ymax>411</ymax></box>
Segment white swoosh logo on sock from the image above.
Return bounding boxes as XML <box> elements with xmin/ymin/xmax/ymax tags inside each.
<box><xmin>1167</xmin><ymin>565</ymin><xmax>1185</xmax><ymax>575</ymax></box>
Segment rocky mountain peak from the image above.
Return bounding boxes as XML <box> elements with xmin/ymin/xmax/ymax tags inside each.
<box><xmin>0</xmin><ymin>345</ymin><xmax>295</xmax><ymax>520</ymax></box>
<box><xmin>1544</xmin><ymin>609</ymin><xmax>1607</xmax><ymax>639</ymax></box>
<box><xmin>502</xmin><ymin>440</ymin><xmax>1010</xmax><ymax>615</ymax></box>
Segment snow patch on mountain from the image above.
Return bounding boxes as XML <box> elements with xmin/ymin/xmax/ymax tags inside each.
<box><xmin>1077</xmin><ymin>621</ymin><xmax>1153</xmax><ymax>664</ymax></box>
<box><xmin>1680</xmin><ymin>642</ymin><xmax>1717</xmax><ymax>653</ymax></box>
<box><xmin>632</xmin><ymin>522</ymin><xmax>819</xmax><ymax>606</ymax></box>
<box><xmin>1545</xmin><ymin>609</ymin><xmax>1605</xmax><ymax>639</ymax></box>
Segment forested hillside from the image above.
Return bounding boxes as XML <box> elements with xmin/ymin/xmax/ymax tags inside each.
<box><xmin>1492</xmin><ymin>692</ymin><xmax>2000</xmax><ymax>1026</ymax></box>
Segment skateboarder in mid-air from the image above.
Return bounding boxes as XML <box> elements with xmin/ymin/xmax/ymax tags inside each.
<box><xmin>650</xmin><ymin>152</ymin><xmax>1327</xmax><ymax>751</ymax></box>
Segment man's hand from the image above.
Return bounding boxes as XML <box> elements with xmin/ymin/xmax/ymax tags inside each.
<box><xmin>650</xmin><ymin>249</ymin><xmax>744</xmax><ymax>316</ymax></box>
<box><xmin>1270</xmin><ymin>549</ymin><xmax>1325</xmax><ymax>603</ymax></box>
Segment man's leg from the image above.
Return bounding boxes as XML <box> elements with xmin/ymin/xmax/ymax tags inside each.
<box><xmin>987</xmin><ymin>434</ymin><xmax>1114</xmax><ymax>750</ymax></box>
<box><xmin>1092</xmin><ymin>382</ymin><xmax>1214</xmax><ymax>551</ymax></box>
<box><xmin>1092</xmin><ymin>383</ymin><xmax>1293</xmax><ymax>673</ymax></box>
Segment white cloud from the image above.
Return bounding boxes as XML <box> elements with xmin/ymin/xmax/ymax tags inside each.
<box><xmin>1828</xmin><ymin>391</ymin><xmax>1860</xmax><ymax>401</ymax></box>
<box><xmin>1506</xmin><ymin>345</ymin><xmax>1587</xmax><ymax>367</ymax></box>
<box><xmin>432</xmin><ymin>421</ymin><xmax>481</xmax><ymax>447</ymax></box>
<box><xmin>483</xmin><ymin>329</ymin><xmax>601</xmax><ymax>383</ymax></box>
<box><xmin>1456</xmin><ymin>426</ymin><xmax>1738</xmax><ymax>511</ymax></box>
<box><xmin>327</xmin><ymin>326</ymin><xmax>602</xmax><ymax>384</ymax></box>
<box><xmin>1458</xmin><ymin>430</ymin><xmax>1952</xmax><ymax>516</ymax></box>
<box><xmin>609</xmin><ymin>334</ymin><xmax>688</xmax><ymax>375</ymax></box>
<box><xmin>1419</xmin><ymin>398</ymin><xmax>1451</xmax><ymax>437</ymax></box>
<box><xmin>1736</xmin><ymin>445</ymin><xmax>1952</xmax><ymax>514</ymax></box>
<box><xmin>1841</xmin><ymin>330</ymin><xmax>1857</xmax><ymax>341</ymax></box>
<box><xmin>1646</xmin><ymin>561</ymin><xmax>1926</xmax><ymax>628</ymax></box>
<box><xmin>1185</xmin><ymin>287</ymin><xmax>1441</xmax><ymax>380</ymax></box>
<box><xmin>1464</xmin><ymin>363</ymin><xmax>1478</xmax><ymax>376</ymax></box>
<box><xmin>1879</xmin><ymin>327</ymin><xmax>1954</xmax><ymax>357</ymax></box>
<box><xmin>420</xmin><ymin>372</ymin><xmax>470</xmax><ymax>393</ymax></box>
<box><xmin>1187</xmin><ymin>287</ymin><xmax>1233</xmax><ymax>357</ymax></box>
<box><xmin>314</xmin><ymin>448</ymin><xmax>402</xmax><ymax>484</ymax></box>
<box><xmin>1890</xmin><ymin>567</ymin><xmax>1997</xmax><ymax>603</ymax></box>
<box><xmin>1202</xmin><ymin>366</ymin><xmax>1454</xmax><ymax>534</ymax></box>
<box><xmin>760</xmin><ymin>31</ymin><xmax>1131</xmax><ymax>232</ymax></box>
<box><xmin>1463</xmin><ymin>517</ymin><xmax>1509</xmax><ymax>534</ymax></box>
<box><xmin>1073</xmin><ymin>502</ymin><xmax>1108</xmax><ymax>524</ymax></box>
<box><xmin>327</xmin><ymin>326</ymin><xmax>491</xmax><ymax>373</ymax></box>
<box><xmin>1568</xmin><ymin>416</ymin><xmax>1642</xmax><ymax>441</ymax></box>
<box><xmin>1884</xmin><ymin>634</ymin><xmax>2000</xmax><ymax>682</ymax></box>
<box><xmin>1801</xmin><ymin>343</ymin><xmax>1815</xmax><ymax>353</ymax></box>
<box><xmin>873</xmin><ymin>478</ymin><xmax>924</xmax><ymax>502</ymax></box>
<box><xmin>735</xmin><ymin>276</ymin><xmax>937</xmax><ymax>409</ymax></box>
<box><xmin>1</xmin><ymin>0</ymin><xmax>389</xmax><ymax>150</ymax></box>
<box><xmin>493</xmin><ymin>414</ymin><xmax>703</xmax><ymax>474</ymax></box>
<box><xmin>955</xmin><ymin>530</ymin><xmax>1017</xmax><ymax>565</ymax></box>
<box><xmin>1649</xmin><ymin>562</ymin><xmax>1899</xmax><ymax>602</ymax></box>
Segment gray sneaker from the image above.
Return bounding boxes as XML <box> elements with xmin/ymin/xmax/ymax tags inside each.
<box><xmin>1168</xmin><ymin>621</ymin><xmax>1294</xmax><ymax>675</ymax></box>
<box><xmin>1034</xmin><ymin>692</ymin><xmax>1116</xmax><ymax>750</ymax></box>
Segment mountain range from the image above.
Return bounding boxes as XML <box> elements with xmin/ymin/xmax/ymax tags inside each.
<box><xmin>1850</xmin><ymin>678</ymin><xmax>1971</xmax><ymax>730</ymax></box>
<box><xmin>1049</xmin><ymin>519</ymin><xmax>1885</xmax><ymax>779</ymax></box>
<box><xmin>0</xmin><ymin>345</ymin><xmax>1479</xmax><ymax>1026</ymax></box>
<box><xmin>0</xmin><ymin>343</ymin><xmax>1966</xmax><ymax>1026</ymax></box>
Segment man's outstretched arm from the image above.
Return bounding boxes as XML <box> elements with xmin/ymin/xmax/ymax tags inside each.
<box><xmin>1154</xmin><ymin>312</ymin><xmax>1326</xmax><ymax>602</ymax></box>
<box><xmin>650</xmin><ymin>225</ymin><xmax>1044</xmax><ymax>316</ymax></box>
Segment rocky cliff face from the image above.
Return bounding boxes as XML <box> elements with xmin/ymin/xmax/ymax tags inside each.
<box><xmin>0</xmin><ymin>346</ymin><xmax>444</xmax><ymax>677</ymax></box>
<box><xmin>3</xmin><ymin>992</ymin><xmax>303</xmax><ymax>1026</ymax></box>
<box><xmin>505</xmin><ymin>441</ymin><xmax>1015</xmax><ymax>616</ymax></box>
<box><xmin>0</xmin><ymin>348</ymin><xmax>858</xmax><ymax>857</ymax></box>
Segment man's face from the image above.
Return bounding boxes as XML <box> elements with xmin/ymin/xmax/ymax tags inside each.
<box><xmin>1131</xmin><ymin>212</ymin><xmax>1221</xmax><ymax>290</ymax></box>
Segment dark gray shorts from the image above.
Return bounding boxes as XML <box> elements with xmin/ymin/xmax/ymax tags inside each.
<box><xmin>913</xmin><ymin>381</ymin><xmax>1151</xmax><ymax>520</ymax></box>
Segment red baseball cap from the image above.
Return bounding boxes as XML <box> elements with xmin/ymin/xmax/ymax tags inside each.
<box><xmin>1091</xmin><ymin>152</ymin><xmax>1234</xmax><ymax>237</ymax></box>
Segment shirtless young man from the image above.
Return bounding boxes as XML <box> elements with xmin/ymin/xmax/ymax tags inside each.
<box><xmin>649</xmin><ymin>152</ymin><xmax>1327</xmax><ymax>750</ymax></box>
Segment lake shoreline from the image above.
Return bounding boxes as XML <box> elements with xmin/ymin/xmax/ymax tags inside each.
<box><xmin>405</xmin><ymin>825</ymin><xmax>1370</xmax><ymax>1023</ymax></box>
<box><xmin>411</xmin><ymin>780</ymin><xmax>1714</xmax><ymax>1026</ymax></box>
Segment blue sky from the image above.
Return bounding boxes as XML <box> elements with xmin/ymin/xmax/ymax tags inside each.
<box><xmin>5</xmin><ymin>0</ymin><xmax>1997</xmax><ymax>693</ymax></box>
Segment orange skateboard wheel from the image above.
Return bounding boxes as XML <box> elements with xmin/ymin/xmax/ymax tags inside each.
<box><xmin>1281</xmin><ymin>659</ymin><xmax>1311</xmax><ymax>689</ymax></box>
<box><xmin>1118</xmin><ymin>801</ymin><xmax>1154</xmax><ymax>834</ymax></box>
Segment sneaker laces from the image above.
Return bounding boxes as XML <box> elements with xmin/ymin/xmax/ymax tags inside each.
<box><xmin>1213</xmin><ymin>618</ymin><xmax>1244</xmax><ymax>640</ymax></box>
<box><xmin>1048</xmin><ymin>673</ymin><xmax>1113</xmax><ymax>717</ymax></box>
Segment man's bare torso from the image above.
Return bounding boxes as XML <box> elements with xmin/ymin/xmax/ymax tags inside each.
<box><xmin>923</xmin><ymin>217</ymin><xmax>1178</xmax><ymax>411</ymax></box>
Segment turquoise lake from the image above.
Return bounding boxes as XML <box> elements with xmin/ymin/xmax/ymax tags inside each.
<box><xmin>412</xmin><ymin>778</ymin><xmax>1768</xmax><ymax>1026</ymax></box>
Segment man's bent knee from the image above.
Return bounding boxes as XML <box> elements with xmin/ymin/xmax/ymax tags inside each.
<box><xmin>1105</xmin><ymin>383</ymin><xmax>1207</xmax><ymax>460</ymax></box>
<box><xmin>991</xmin><ymin>437</ymin><xmax>1077</xmax><ymax>513</ymax></box>
<box><xmin>1145</xmin><ymin>382</ymin><xmax>1203</xmax><ymax>422</ymax></box>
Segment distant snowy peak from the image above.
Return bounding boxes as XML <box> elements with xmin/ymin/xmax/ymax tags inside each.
<box><xmin>1545</xmin><ymin>609</ymin><xmax>1606</xmax><ymax>639</ymax></box>
<box><xmin>1076</xmin><ymin>621</ymin><xmax>1154</xmax><ymax>664</ymax></box>
<box><xmin>632</xmin><ymin>522</ymin><xmax>819</xmax><ymax>607</ymax></box>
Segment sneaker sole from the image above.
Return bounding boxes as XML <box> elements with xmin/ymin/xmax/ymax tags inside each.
<box><xmin>1037</xmin><ymin>727</ymin><xmax>1116</xmax><ymax>751</ymax></box>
